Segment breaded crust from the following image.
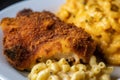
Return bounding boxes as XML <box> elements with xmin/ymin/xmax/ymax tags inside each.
<box><xmin>0</xmin><ymin>9</ymin><xmax>96</xmax><ymax>70</ymax></box>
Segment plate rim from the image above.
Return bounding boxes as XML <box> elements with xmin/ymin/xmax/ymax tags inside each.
<box><xmin>0</xmin><ymin>0</ymin><xmax>26</xmax><ymax>14</ymax></box>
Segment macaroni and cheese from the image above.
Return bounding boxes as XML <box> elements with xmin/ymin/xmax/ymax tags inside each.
<box><xmin>57</xmin><ymin>0</ymin><xmax>120</xmax><ymax>65</ymax></box>
<box><xmin>28</xmin><ymin>56</ymin><xmax>113</xmax><ymax>80</ymax></box>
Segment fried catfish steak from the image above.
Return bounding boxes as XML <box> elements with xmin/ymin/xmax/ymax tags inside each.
<box><xmin>0</xmin><ymin>9</ymin><xmax>96</xmax><ymax>70</ymax></box>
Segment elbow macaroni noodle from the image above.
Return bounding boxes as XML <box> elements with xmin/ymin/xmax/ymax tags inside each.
<box><xmin>28</xmin><ymin>56</ymin><xmax>113</xmax><ymax>80</ymax></box>
<box><xmin>57</xmin><ymin>0</ymin><xmax>120</xmax><ymax>65</ymax></box>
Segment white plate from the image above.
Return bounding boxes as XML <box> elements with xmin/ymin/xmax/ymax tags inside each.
<box><xmin>0</xmin><ymin>0</ymin><xmax>119</xmax><ymax>80</ymax></box>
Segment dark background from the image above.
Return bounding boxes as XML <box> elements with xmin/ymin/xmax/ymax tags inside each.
<box><xmin>0</xmin><ymin>0</ymin><xmax>23</xmax><ymax>10</ymax></box>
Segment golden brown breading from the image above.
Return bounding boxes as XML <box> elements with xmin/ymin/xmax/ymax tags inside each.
<box><xmin>0</xmin><ymin>9</ymin><xmax>96</xmax><ymax>70</ymax></box>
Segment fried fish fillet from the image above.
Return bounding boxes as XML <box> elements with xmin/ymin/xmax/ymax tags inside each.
<box><xmin>0</xmin><ymin>9</ymin><xmax>96</xmax><ymax>70</ymax></box>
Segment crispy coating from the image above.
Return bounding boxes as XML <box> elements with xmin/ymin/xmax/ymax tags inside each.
<box><xmin>0</xmin><ymin>9</ymin><xmax>96</xmax><ymax>70</ymax></box>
